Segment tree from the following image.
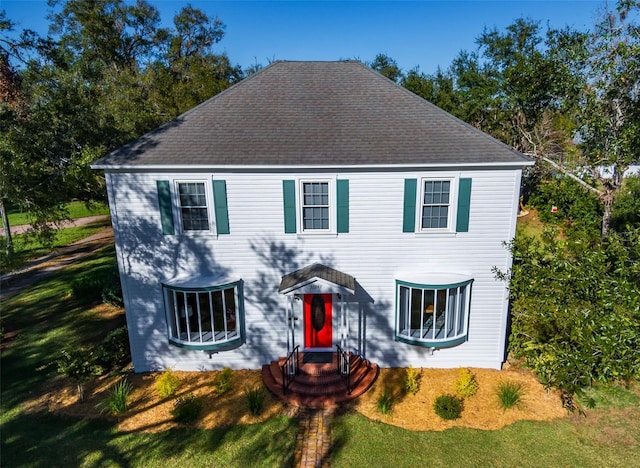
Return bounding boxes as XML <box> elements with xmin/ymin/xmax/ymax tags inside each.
<box><xmin>573</xmin><ymin>1</ymin><xmax>640</xmax><ymax>235</ymax></box>
<box><xmin>369</xmin><ymin>53</ymin><xmax>403</xmax><ymax>82</ymax></box>
<box><xmin>0</xmin><ymin>1</ymin><xmax>242</xmax><ymax>259</ymax></box>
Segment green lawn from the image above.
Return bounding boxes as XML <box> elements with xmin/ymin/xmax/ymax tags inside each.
<box><xmin>1</xmin><ymin>241</ymin><xmax>639</xmax><ymax>467</ymax></box>
<box><xmin>2</xmin><ymin>200</ymin><xmax>109</xmax><ymax>228</ymax></box>
<box><xmin>331</xmin><ymin>404</ymin><xmax>640</xmax><ymax>467</ymax></box>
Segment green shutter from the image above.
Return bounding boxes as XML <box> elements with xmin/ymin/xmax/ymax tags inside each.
<box><xmin>456</xmin><ymin>178</ymin><xmax>472</xmax><ymax>233</ymax></box>
<box><xmin>283</xmin><ymin>180</ymin><xmax>296</xmax><ymax>233</ymax></box>
<box><xmin>337</xmin><ymin>179</ymin><xmax>349</xmax><ymax>233</ymax></box>
<box><xmin>212</xmin><ymin>180</ymin><xmax>230</xmax><ymax>235</ymax></box>
<box><xmin>156</xmin><ymin>180</ymin><xmax>174</xmax><ymax>235</ymax></box>
<box><xmin>402</xmin><ymin>179</ymin><xmax>417</xmax><ymax>233</ymax></box>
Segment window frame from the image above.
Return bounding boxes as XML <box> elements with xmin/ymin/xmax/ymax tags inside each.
<box><xmin>418</xmin><ymin>177</ymin><xmax>456</xmax><ymax>233</ymax></box>
<box><xmin>394</xmin><ymin>278</ymin><xmax>472</xmax><ymax>348</ymax></box>
<box><xmin>173</xmin><ymin>179</ymin><xmax>215</xmax><ymax>235</ymax></box>
<box><xmin>298</xmin><ymin>178</ymin><xmax>335</xmax><ymax>234</ymax></box>
<box><xmin>162</xmin><ymin>280</ymin><xmax>245</xmax><ymax>351</ymax></box>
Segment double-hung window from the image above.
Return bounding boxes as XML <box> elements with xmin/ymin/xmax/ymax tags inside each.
<box><xmin>302</xmin><ymin>181</ymin><xmax>330</xmax><ymax>231</ymax></box>
<box><xmin>421</xmin><ymin>180</ymin><xmax>451</xmax><ymax>230</ymax></box>
<box><xmin>177</xmin><ymin>181</ymin><xmax>210</xmax><ymax>231</ymax></box>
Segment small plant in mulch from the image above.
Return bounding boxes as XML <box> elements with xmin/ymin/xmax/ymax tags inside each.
<box><xmin>214</xmin><ymin>367</ymin><xmax>234</xmax><ymax>395</ymax></box>
<box><xmin>403</xmin><ymin>366</ymin><xmax>421</xmax><ymax>395</ymax></box>
<box><xmin>433</xmin><ymin>393</ymin><xmax>464</xmax><ymax>420</ymax></box>
<box><xmin>377</xmin><ymin>389</ymin><xmax>394</xmax><ymax>414</ymax></box>
<box><xmin>454</xmin><ymin>368</ymin><xmax>479</xmax><ymax>398</ymax></box>
<box><xmin>245</xmin><ymin>385</ymin><xmax>267</xmax><ymax>415</ymax></box>
<box><xmin>496</xmin><ymin>381</ymin><xmax>526</xmax><ymax>410</ymax></box>
<box><xmin>96</xmin><ymin>378</ymin><xmax>133</xmax><ymax>415</ymax></box>
<box><xmin>155</xmin><ymin>368</ymin><xmax>182</xmax><ymax>398</ymax></box>
<box><xmin>171</xmin><ymin>394</ymin><xmax>203</xmax><ymax>424</ymax></box>
<box><xmin>55</xmin><ymin>346</ymin><xmax>103</xmax><ymax>401</ymax></box>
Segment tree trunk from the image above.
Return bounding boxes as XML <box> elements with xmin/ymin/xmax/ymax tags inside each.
<box><xmin>0</xmin><ymin>197</ymin><xmax>13</xmax><ymax>259</ymax></box>
<box><xmin>601</xmin><ymin>189</ymin><xmax>614</xmax><ymax>238</ymax></box>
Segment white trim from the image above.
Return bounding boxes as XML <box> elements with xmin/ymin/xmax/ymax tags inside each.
<box><xmin>92</xmin><ymin>161</ymin><xmax>534</xmax><ymax>171</ymax></box>
<box><xmin>297</xmin><ymin>177</ymin><xmax>336</xmax><ymax>234</ymax></box>
<box><xmin>418</xmin><ymin>176</ymin><xmax>457</xmax><ymax>233</ymax></box>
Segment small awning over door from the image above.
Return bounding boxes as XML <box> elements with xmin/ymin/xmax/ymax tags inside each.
<box><xmin>278</xmin><ymin>263</ymin><xmax>356</xmax><ymax>296</ymax></box>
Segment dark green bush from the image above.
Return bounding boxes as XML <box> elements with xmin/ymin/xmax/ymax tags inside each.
<box><xmin>433</xmin><ymin>394</ymin><xmax>463</xmax><ymax>420</ymax></box>
<box><xmin>95</xmin><ymin>326</ymin><xmax>130</xmax><ymax>371</ymax></box>
<box><xmin>171</xmin><ymin>394</ymin><xmax>203</xmax><ymax>424</ymax></box>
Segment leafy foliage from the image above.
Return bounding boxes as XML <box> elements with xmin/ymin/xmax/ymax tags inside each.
<box><xmin>433</xmin><ymin>394</ymin><xmax>464</xmax><ymax>420</ymax></box>
<box><xmin>454</xmin><ymin>368</ymin><xmax>479</xmax><ymax>398</ymax></box>
<box><xmin>213</xmin><ymin>367</ymin><xmax>233</xmax><ymax>395</ymax></box>
<box><xmin>528</xmin><ymin>175</ymin><xmax>602</xmax><ymax>238</ymax></box>
<box><xmin>496</xmin><ymin>227</ymin><xmax>640</xmax><ymax>407</ymax></box>
<box><xmin>155</xmin><ymin>369</ymin><xmax>182</xmax><ymax>398</ymax></box>
<box><xmin>94</xmin><ymin>326</ymin><xmax>130</xmax><ymax>372</ymax></box>
<box><xmin>403</xmin><ymin>366</ymin><xmax>421</xmax><ymax>396</ymax></box>
<box><xmin>496</xmin><ymin>381</ymin><xmax>525</xmax><ymax>410</ymax></box>
<box><xmin>171</xmin><ymin>394</ymin><xmax>203</xmax><ymax>424</ymax></box>
<box><xmin>96</xmin><ymin>378</ymin><xmax>133</xmax><ymax>415</ymax></box>
<box><xmin>55</xmin><ymin>346</ymin><xmax>103</xmax><ymax>400</ymax></box>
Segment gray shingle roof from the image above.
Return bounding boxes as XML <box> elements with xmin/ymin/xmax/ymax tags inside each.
<box><xmin>279</xmin><ymin>263</ymin><xmax>355</xmax><ymax>294</ymax></box>
<box><xmin>93</xmin><ymin>60</ymin><xmax>531</xmax><ymax>168</ymax></box>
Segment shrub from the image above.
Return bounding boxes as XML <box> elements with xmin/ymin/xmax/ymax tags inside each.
<box><xmin>403</xmin><ymin>366</ymin><xmax>421</xmax><ymax>395</ymax></box>
<box><xmin>214</xmin><ymin>367</ymin><xmax>233</xmax><ymax>395</ymax></box>
<box><xmin>155</xmin><ymin>369</ymin><xmax>182</xmax><ymax>398</ymax></box>
<box><xmin>433</xmin><ymin>393</ymin><xmax>463</xmax><ymax>420</ymax></box>
<box><xmin>376</xmin><ymin>389</ymin><xmax>394</xmax><ymax>414</ymax></box>
<box><xmin>496</xmin><ymin>381</ymin><xmax>525</xmax><ymax>409</ymax></box>
<box><xmin>69</xmin><ymin>274</ymin><xmax>106</xmax><ymax>301</ymax></box>
<box><xmin>55</xmin><ymin>346</ymin><xmax>103</xmax><ymax>401</ymax></box>
<box><xmin>95</xmin><ymin>326</ymin><xmax>130</xmax><ymax>371</ymax></box>
<box><xmin>246</xmin><ymin>385</ymin><xmax>266</xmax><ymax>415</ymax></box>
<box><xmin>454</xmin><ymin>368</ymin><xmax>479</xmax><ymax>398</ymax></box>
<box><xmin>171</xmin><ymin>394</ymin><xmax>203</xmax><ymax>424</ymax></box>
<box><xmin>96</xmin><ymin>378</ymin><xmax>133</xmax><ymax>414</ymax></box>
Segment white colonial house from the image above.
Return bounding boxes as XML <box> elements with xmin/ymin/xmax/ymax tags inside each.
<box><xmin>92</xmin><ymin>61</ymin><xmax>532</xmax><ymax>401</ymax></box>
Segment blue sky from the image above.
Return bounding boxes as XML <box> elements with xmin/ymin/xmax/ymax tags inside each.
<box><xmin>4</xmin><ymin>1</ymin><xmax>604</xmax><ymax>74</ymax></box>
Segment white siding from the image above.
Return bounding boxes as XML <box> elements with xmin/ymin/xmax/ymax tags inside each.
<box><xmin>106</xmin><ymin>168</ymin><xmax>521</xmax><ymax>372</ymax></box>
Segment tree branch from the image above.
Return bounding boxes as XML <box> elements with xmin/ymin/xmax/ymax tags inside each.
<box><xmin>525</xmin><ymin>152</ymin><xmax>604</xmax><ymax>196</ymax></box>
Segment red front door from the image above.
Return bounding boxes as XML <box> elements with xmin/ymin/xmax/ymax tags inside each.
<box><xmin>304</xmin><ymin>294</ymin><xmax>332</xmax><ymax>348</ymax></box>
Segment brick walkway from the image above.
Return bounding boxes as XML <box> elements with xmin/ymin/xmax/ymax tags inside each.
<box><xmin>294</xmin><ymin>407</ymin><xmax>334</xmax><ymax>468</ymax></box>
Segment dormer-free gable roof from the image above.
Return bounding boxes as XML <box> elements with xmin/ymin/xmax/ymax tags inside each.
<box><xmin>93</xmin><ymin>60</ymin><xmax>531</xmax><ymax>169</ymax></box>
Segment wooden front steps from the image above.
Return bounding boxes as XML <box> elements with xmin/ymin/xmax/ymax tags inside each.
<box><xmin>262</xmin><ymin>352</ymin><xmax>379</xmax><ymax>409</ymax></box>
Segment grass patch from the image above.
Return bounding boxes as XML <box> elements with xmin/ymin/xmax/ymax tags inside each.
<box><xmin>1</xmin><ymin>411</ymin><xmax>297</xmax><ymax>467</ymax></box>
<box><xmin>331</xmin><ymin>411</ymin><xmax>640</xmax><ymax>467</ymax></box>
<box><xmin>2</xmin><ymin>201</ymin><xmax>109</xmax><ymax>228</ymax></box>
<box><xmin>579</xmin><ymin>382</ymin><xmax>640</xmax><ymax>409</ymax></box>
